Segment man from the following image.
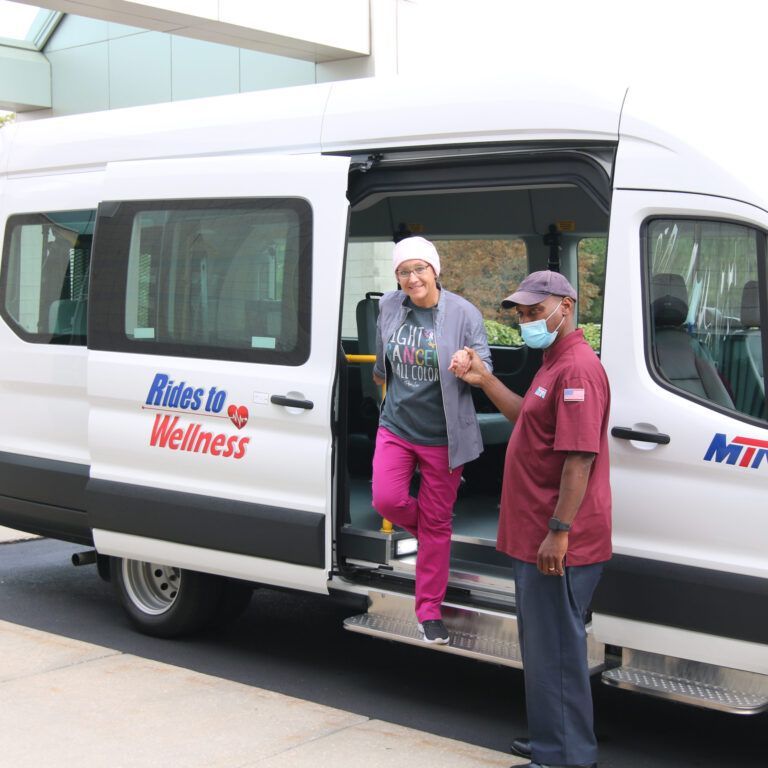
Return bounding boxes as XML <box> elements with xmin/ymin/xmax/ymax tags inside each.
<box><xmin>452</xmin><ymin>270</ymin><xmax>611</xmax><ymax>768</ymax></box>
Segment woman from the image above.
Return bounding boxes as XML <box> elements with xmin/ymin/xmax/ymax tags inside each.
<box><xmin>371</xmin><ymin>236</ymin><xmax>492</xmax><ymax>644</ymax></box>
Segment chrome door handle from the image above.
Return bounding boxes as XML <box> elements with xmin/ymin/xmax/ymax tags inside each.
<box><xmin>611</xmin><ymin>426</ymin><xmax>670</xmax><ymax>444</ymax></box>
<box><xmin>270</xmin><ymin>394</ymin><xmax>314</xmax><ymax>410</ymax></box>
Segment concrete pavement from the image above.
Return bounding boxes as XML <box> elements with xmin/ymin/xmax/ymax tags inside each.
<box><xmin>0</xmin><ymin>525</ymin><xmax>39</xmax><ymax>543</ymax></box>
<box><xmin>0</xmin><ymin>529</ymin><xmax>522</xmax><ymax>768</ymax></box>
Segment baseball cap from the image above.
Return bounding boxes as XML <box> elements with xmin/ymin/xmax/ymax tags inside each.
<box><xmin>502</xmin><ymin>270</ymin><xmax>577</xmax><ymax>308</ymax></box>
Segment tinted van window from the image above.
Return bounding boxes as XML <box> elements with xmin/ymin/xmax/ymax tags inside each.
<box><xmin>89</xmin><ymin>199</ymin><xmax>312</xmax><ymax>365</ymax></box>
<box><xmin>0</xmin><ymin>210</ymin><xmax>95</xmax><ymax>344</ymax></box>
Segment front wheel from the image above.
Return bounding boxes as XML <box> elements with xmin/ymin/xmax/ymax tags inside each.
<box><xmin>112</xmin><ymin>557</ymin><xmax>223</xmax><ymax>638</ymax></box>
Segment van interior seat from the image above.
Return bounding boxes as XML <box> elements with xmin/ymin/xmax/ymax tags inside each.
<box><xmin>48</xmin><ymin>299</ymin><xmax>87</xmax><ymax>337</ymax></box>
<box><xmin>651</xmin><ymin>273</ymin><xmax>734</xmax><ymax>408</ymax></box>
<box><xmin>356</xmin><ymin>291</ymin><xmax>383</xmax><ymax>415</ymax></box>
<box><xmin>49</xmin><ymin>299</ymin><xmax>75</xmax><ymax>335</ymax></box>
<box><xmin>721</xmin><ymin>280</ymin><xmax>765</xmax><ymax>418</ymax></box>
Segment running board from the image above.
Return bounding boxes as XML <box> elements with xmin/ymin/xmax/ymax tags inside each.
<box><xmin>344</xmin><ymin>591</ymin><xmax>605</xmax><ymax>671</ymax></box>
<box><xmin>601</xmin><ymin>649</ymin><xmax>768</xmax><ymax>715</ymax></box>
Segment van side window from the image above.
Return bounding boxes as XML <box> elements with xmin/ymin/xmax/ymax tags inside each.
<box><xmin>0</xmin><ymin>210</ymin><xmax>95</xmax><ymax>345</ymax></box>
<box><xmin>89</xmin><ymin>199</ymin><xmax>311</xmax><ymax>365</ymax></box>
<box><xmin>645</xmin><ymin>219</ymin><xmax>766</xmax><ymax>421</ymax></box>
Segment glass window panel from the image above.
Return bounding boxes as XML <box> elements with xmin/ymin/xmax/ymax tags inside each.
<box><xmin>0</xmin><ymin>2</ymin><xmax>61</xmax><ymax>49</ymax></box>
<box><xmin>646</xmin><ymin>219</ymin><xmax>766</xmax><ymax>420</ymax></box>
<box><xmin>1</xmin><ymin>210</ymin><xmax>94</xmax><ymax>344</ymax></box>
<box><xmin>118</xmin><ymin>200</ymin><xmax>310</xmax><ymax>363</ymax></box>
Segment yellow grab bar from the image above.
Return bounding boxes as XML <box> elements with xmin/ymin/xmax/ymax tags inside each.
<box><xmin>344</xmin><ymin>353</ymin><xmax>392</xmax><ymax>534</ymax></box>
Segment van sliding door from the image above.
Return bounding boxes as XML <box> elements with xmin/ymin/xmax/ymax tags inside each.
<box><xmin>86</xmin><ymin>153</ymin><xmax>350</xmax><ymax>593</ymax></box>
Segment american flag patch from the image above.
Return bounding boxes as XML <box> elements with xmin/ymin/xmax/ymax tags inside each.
<box><xmin>534</xmin><ymin>386</ymin><xmax>548</xmax><ymax>399</ymax></box>
<box><xmin>564</xmin><ymin>388</ymin><xmax>585</xmax><ymax>402</ymax></box>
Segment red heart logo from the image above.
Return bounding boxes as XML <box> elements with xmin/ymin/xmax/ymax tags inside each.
<box><xmin>227</xmin><ymin>404</ymin><xmax>249</xmax><ymax>430</ymax></box>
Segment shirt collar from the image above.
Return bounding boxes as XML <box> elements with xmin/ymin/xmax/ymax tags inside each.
<box><xmin>542</xmin><ymin>328</ymin><xmax>585</xmax><ymax>366</ymax></box>
<box><xmin>398</xmin><ymin>287</ymin><xmax>443</xmax><ymax>312</ymax></box>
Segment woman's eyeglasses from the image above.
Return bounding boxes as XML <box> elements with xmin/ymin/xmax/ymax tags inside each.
<box><xmin>396</xmin><ymin>265</ymin><xmax>430</xmax><ymax>280</ymax></box>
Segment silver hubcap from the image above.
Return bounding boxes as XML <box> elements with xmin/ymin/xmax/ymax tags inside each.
<box><xmin>122</xmin><ymin>559</ymin><xmax>181</xmax><ymax>615</ymax></box>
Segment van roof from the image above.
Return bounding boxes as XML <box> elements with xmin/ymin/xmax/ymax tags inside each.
<box><xmin>0</xmin><ymin>75</ymin><xmax>761</xmax><ymax>210</ymax></box>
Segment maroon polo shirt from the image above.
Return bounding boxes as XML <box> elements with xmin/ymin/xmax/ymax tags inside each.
<box><xmin>497</xmin><ymin>329</ymin><xmax>612</xmax><ymax>566</ymax></box>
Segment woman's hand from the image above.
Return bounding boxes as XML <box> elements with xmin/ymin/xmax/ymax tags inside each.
<box><xmin>448</xmin><ymin>348</ymin><xmax>471</xmax><ymax>377</ymax></box>
<box><xmin>450</xmin><ymin>347</ymin><xmax>489</xmax><ymax>387</ymax></box>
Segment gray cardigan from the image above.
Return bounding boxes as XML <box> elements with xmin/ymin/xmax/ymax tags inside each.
<box><xmin>374</xmin><ymin>288</ymin><xmax>492</xmax><ymax>470</ymax></box>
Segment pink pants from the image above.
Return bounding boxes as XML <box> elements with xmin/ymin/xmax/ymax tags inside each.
<box><xmin>371</xmin><ymin>427</ymin><xmax>463</xmax><ymax>622</ymax></box>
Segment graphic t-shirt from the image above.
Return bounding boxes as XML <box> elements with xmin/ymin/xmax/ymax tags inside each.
<box><xmin>379</xmin><ymin>302</ymin><xmax>447</xmax><ymax>445</ymax></box>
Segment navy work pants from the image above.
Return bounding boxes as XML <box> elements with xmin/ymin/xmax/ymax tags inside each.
<box><xmin>512</xmin><ymin>558</ymin><xmax>604</xmax><ymax>767</ymax></box>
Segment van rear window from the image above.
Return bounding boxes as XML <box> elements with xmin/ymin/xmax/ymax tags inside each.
<box><xmin>89</xmin><ymin>198</ymin><xmax>312</xmax><ymax>365</ymax></box>
<box><xmin>0</xmin><ymin>210</ymin><xmax>95</xmax><ymax>345</ymax></box>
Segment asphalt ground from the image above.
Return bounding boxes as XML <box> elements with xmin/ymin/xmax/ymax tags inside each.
<box><xmin>1</xmin><ymin>534</ymin><xmax>766</xmax><ymax>767</ymax></box>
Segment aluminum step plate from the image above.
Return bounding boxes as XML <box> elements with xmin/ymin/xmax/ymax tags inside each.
<box><xmin>345</xmin><ymin>591</ymin><xmax>605</xmax><ymax>671</ymax></box>
<box><xmin>602</xmin><ymin>649</ymin><xmax>768</xmax><ymax>715</ymax></box>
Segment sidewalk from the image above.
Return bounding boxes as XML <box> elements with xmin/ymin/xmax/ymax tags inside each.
<box><xmin>0</xmin><ymin>525</ymin><xmax>39</xmax><ymax>543</ymax></box>
<box><xmin>0</xmin><ymin>530</ymin><xmax>523</xmax><ymax>768</ymax></box>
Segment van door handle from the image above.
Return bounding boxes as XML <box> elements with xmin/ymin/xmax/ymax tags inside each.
<box><xmin>611</xmin><ymin>426</ymin><xmax>670</xmax><ymax>444</ymax></box>
<box><xmin>270</xmin><ymin>394</ymin><xmax>314</xmax><ymax>410</ymax></box>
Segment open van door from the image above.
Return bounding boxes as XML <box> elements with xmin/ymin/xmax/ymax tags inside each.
<box><xmin>86</xmin><ymin>153</ymin><xmax>350</xmax><ymax>613</ymax></box>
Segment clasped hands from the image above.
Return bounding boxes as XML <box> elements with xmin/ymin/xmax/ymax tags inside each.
<box><xmin>447</xmin><ymin>346</ymin><xmax>485</xmax><ymax>386</ymax></box>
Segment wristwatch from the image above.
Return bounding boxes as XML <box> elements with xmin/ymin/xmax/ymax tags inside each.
<box><xmin>548</xmin><ymin>516</ymin><xmax>571</xmax><ymax>532</ymax></box>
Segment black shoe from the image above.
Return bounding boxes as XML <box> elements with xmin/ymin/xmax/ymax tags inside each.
<box><xmin>417</xmin><ymin>619</ymin><xmax>450</xmax><ymax>644</ymax></box>
<box><xmin>510</xmin><ymin>737</ymin><xmax>531</xmax><ymax>759</ymax></box>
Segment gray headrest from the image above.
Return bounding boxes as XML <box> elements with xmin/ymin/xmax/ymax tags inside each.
<box><xmin>741</xmin><ymin>280</ymin><xmax>760</xmax><ymax>329</ymax></box>
<box><xmin>651</xmin><ymin>273</ymin><xmax>688</xmax><ymax>327</ymax></box>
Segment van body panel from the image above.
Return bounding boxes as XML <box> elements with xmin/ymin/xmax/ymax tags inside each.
<box><xmin>86</xmin><ymin>153</ymin><xmax>350</xmax><ymax>592</ymax></box>
<box><xmin>593</xmin><ymin>554</ymin><xmax>768</xmax><ymax>645</ymax></box>
<box><xmin>93</xmin><ymin>529</ymin><xmax>330</xmax><ymax>594</ymax></box>
<box><xmin>88</xmin><ymin>478</ymin><xmax>325</xmax><ymax>567</ymax></box>
<box><xmin>321</xmin><ymin>77</ymin><xmax>625</xmax><ymax>151</ymax></box>
<box><xmin>593</xmin><ymin>613</ymin><xmax>768</xmax><ymax>676</ymax></box>
<box><xmin>616</xmin><ymin>99</ymin><xmax>762</xmax><ymax>207</ymax></box>
<box><xmin>602</xmin><ymin>189</ymin><xmax>768</xmax><ymax>580</ymax></box>
<box><xmin>4</xmin><ymin>84</ymin><xmax>331</xmax><ymax>175</ymax></box>
<box><xmin>0</xmin><ymin>172</ymin><xmax>101</xmax><ymax>475</ymax></box>
<box><xmin>0</xmin><ymin>452</ymin><xmax>90</xmax><ymax>544</ymax></box>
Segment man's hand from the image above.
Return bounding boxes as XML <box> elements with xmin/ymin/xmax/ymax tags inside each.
<box><xmin>537</xmin><ymin>531</ymin><xmax>568</xmax><ymax>576</ymax></box>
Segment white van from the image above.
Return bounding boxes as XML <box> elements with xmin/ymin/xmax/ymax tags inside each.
<box><xmin>0</xmin><ymin>77</ymin><xmax>766</xmax><ymax>715</ymax></box>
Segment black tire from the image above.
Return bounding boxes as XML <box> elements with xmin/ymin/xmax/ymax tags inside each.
<box><xmin>112</xmin><ymin>557</ymin><xmax>224</xmax><ymax>638</ymax></box>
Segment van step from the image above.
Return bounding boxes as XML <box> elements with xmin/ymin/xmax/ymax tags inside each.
<box><xmin>601</xmin><ymin>649</ymin><xmax>768</xmax><ymax>715</ymax></box>
<box><xmin>345</xmin><ymin>591</ymin><xmax>605</xmax><ymax>671</ymax></box>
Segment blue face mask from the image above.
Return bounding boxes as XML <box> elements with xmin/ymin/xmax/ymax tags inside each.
<box><xmin>519</xmin><ymin>299</ymin><xmax>565</xmax><ymax>349</ymax></box>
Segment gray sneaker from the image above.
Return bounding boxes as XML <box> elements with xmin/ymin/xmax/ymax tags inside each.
<box><xmin>417</xmin><ymin>619</ymin><xmax>450</xmax><ymax>644</ymax></box>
